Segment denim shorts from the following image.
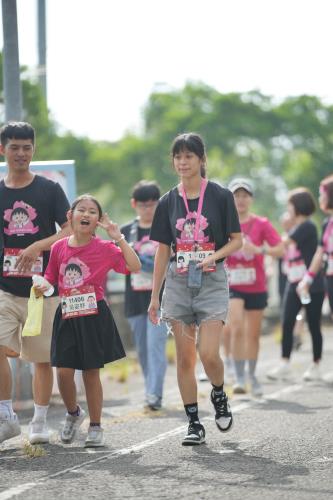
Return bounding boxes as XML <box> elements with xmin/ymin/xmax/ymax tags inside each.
<box><xmin>161</xmin><ymin>262</ymin><xmax>229</xmax><ymax>326</ymax></box>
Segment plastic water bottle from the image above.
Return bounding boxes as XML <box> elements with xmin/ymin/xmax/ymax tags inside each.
<box><xmin>32</xmin><ymin>275</ymin><xmax>54</xmax><ymax>297</ymax></box>
<box><xmin>300</xmin><ymin>290</ymin><xmax>311</xmax><ymax>305</ymax></box>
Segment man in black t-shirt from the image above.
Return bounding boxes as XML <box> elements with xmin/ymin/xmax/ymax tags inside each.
<box><xmin>0</xmin><ymin>122</ymin><xmax>71</xmax><ymax>445</ymax></box>
<box><xmin>121</xmin><ymin>181</ymin><xmax>167</xmax><ymax>411</ymax></box>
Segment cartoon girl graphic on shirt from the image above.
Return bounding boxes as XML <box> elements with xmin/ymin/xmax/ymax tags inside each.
<box><xmin>134</xmin><ymin>235</ymin><xmax>158</xmax><ymax>256</ymax></box>
<box><xmin>176</xmin><ymin>211</ymin><xmax>209</xmax><ymax>243</ymax></box>
<box><xmin>133</xmin><ymin>236</ymin><xmax>158</xmax><ymax>274</ymax></box>
<box><xmin>60</xmin><ymin>257</ymin><xmax>90</xmax><ymax>288</ymax></box>
<box><xmin>4</xmin><ymin>201</ymin><xmax>39</xmax><ymax>235</ymax></box>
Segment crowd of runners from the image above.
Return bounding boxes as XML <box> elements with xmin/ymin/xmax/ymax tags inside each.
<box><xmin>0</xmin><ymin>122</ymin><xmax>332</xmax><ymax>448</ymax></box>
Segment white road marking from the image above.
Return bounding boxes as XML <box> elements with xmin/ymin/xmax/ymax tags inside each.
<box><xmin>0</xmin><ymin>383</ymin><xmax>304</xmax><ymax>500</ymax></box>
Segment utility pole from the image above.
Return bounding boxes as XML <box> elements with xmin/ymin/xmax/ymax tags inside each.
<box><xmin>37</xmin><ymin>0</ymin><xmax>47</xmax><ymax>101</ymax></box>
<box><xmin>1</xmin><ymin>0</ymin><xmax>33</xmax><ymax>402</ymax></box>
<box><xmin>1</xmin><ymin>0</ymin><xmax>23</xmax><ymax>120</ymax></box>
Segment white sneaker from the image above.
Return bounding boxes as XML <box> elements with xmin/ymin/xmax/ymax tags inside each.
<box><xmin>0</xmin><ymin>413</ymin><xmax>21</xmax><ymax>444</ymax></box>
<box><xmin>267</xmin><ymin>361</ymin><xmax>292</xmax><ymax>381</ymax></box>
<box><xmin>249</xmin><ymin>376</ymin><xmax>263</xmax><ymax>397</ymax></box>
<box><xmin>322</xmin><ymin>371</ymin><xmax>333</xmax><ymax>384</ymax></box>
<box><xmin>60</xmin><ymin>407</ymin><xmax>86</xmax><ymax>444</ymax></box>
<box><xmin>198</xmin><ymin>371</ymin><xmax>209</xmax><ymax>382</ymax></box>
<box><xmin>232</xmin><ymin>378</ymin><xmax>246</xmax><ymax>394</ymax></box>
<box><xmin>303</xmin><ymin>363</ymin><xmax>321</xmax><ymax>382</ymax></box>
<box><xmin>29</xmin><ymin>419</ymin><xmax>49</xmax><ymax>444</ymax></box>
<box><xmin>84</xmin><ymin>426</ymin><xmax>105</xmax><ymax>447</ymax></box>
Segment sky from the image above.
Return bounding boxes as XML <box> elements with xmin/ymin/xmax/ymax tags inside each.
<box><xmin>1</xmin><ymin>0</ymin><xmax>333</xmax><ymax>142</ymax></box>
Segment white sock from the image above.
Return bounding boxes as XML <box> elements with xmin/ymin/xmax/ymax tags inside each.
<box><xmin>0</xmin><ymin>400</ymin><xmax>15</xmax><ymax>419</ymax></box>
<box><xmin>32</xmin><ymin>403</ymin><xmax>49</xmax><ymax>422</ymax></box>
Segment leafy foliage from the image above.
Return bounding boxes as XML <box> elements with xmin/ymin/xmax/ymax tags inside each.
<box><xmin>1</xmin><ymin>53</ymin><xmax>333</xmax><ymax>225</ymax></box>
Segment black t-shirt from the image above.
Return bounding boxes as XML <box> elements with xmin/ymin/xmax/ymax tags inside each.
<box><xmin>0</xmin><ymin>175</ymin><xmax>70</xmax><ymax>297</ymax></box>
<box><xmin>122</xmin><ymin>219</ymin><xmax>160</xmax><ymax>318</ymax></box>
<box><xmin>288</xmin><ymin>219</ymin><xmax>324</xmax><ymax>292</ymax></box>
<box><xmin>150</xmin><ymin>181</ymin><xmax>240</xmax><ymax>260</ymax></box>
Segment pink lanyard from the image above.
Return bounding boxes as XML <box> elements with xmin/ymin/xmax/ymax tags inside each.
<box><xmin>180</xmin><ymin>179</ymin><xmax>208</xmax><ymax>242</ymax></box>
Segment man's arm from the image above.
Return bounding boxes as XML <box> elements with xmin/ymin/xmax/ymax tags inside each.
<box><xmin>16</xmin><ymin>222</ymin><xmax>72</xmax><ymax>273</ymax></box>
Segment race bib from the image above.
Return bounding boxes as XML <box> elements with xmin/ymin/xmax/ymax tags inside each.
<box><xmin>3</xmin><ymin>248</ymin><xmax>43</xmax><ymax>277</ymax></box>
<box><xmin>229</xmin><ymin>266</ymin><xmax>256</xmax><ymax>285</ymax></box>
<box><xmin>176</xmin><ymin>242</ymin><xmax>215</xmax><ymax>274</ymax></box>
<box><xmin>131</xmin><ymin>271</ymin><xmax>153</xmax><ymax>291</ymax></box>
<box><xmin>288</xmin><ymin>261</ymin><xmax>306</xmax><ymax>283</ymax></box>
<box><xmin>61</xmin><ymin>285</ymin><xmax>98</xmax><ymax>319</ymax></box>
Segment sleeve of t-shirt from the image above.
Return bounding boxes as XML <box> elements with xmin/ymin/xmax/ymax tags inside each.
<box><xmin>52</xmin><ymin>183</ymin><xmax>70</xmax><ymax>227</ymax></box>
<box><xmin>44</xmin><ymin>241</ymin><xmax>60</xmax><ymax>285</ymax></box>
<box><xmin>289</xmin><ymin>221</ymin><xmax>316</xmax><ymax>247</ymax></box>
<box><xmin>107</xmin><ymin>242</ymin><xmax>130</xmax><ymax>275</ymax></box>
<box><xmin>262</xmin><ymin>218</ymin><xmax>282</xmax><ymax>246</ymax></box>
<box><xmin>150</xmin><ymin>195</ymin><xmax>173</xmax><ymax>245</ymax></box>
<box><xmin>224</xmin><ymin>189</ymin><xmax>241</xmax><ymax>235</ymax></box>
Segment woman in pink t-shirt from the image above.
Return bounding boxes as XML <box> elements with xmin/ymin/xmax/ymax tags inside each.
<box><xmin>226</xmin><ymin>179</ymin><xmax>284</xmax><ymax>396</ymax></box>
<box><xmin>35</xmin><ymin>194</ymin><xmax>140</xmax><ymax>448</ymax></box>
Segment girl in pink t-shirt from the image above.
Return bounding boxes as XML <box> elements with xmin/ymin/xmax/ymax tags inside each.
<box><xmin>226</xmin><ymin>179</ymin><xmax>284</xmax><ymax>397</ymax></box>
<box><xmin>35</xmin><ymin>194</ymin><xmax>140</xmax><ymax>448</ymax></box>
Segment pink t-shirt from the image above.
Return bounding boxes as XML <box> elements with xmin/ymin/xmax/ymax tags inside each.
<box><xmin>226</xmin><ymin>215</ymin><xmax>281</xmax><ymax>293</ymax></box>
<box><xmin>44</xmin><ymin>236</ymin><xmax>129</xmax><ymax>301</ymax></box>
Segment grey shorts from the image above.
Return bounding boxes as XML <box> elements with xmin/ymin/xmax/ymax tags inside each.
<box><xmin>161</xmin><ymin>262</ymin><xmax>229</xmax><ymax>326</ymax></box>
<box><xmin>0</xmin><ymin>289</ymin><xmax>59</xmax><ymax>362</ymax></box>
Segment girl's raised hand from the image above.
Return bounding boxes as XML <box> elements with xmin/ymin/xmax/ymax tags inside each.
<box><xmin>97</xmin><ymin>213</ymin><xmax>122</xmax><ymax>241</ymax></box>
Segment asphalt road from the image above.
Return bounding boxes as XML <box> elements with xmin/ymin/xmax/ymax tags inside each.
<box><xmin>1</xmin><ymin>325</ymin><xmax>332</xmax><ymax>499</ymax></box>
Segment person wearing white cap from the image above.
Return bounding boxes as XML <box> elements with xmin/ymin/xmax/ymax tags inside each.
<box><xmin>226</xmin><ymin>178</ymin><xmax>284</xmax><ymax>396</ymax></box>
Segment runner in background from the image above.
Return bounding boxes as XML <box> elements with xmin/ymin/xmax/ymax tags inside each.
<box><xmin>121</xmin><ymin>181</ymin><xmax>168</xmax><ymax>411</ymax></box>
<box><xmin>297</xmin><ymin>175</ymin><xmax>333</xmax><ymax>383</ymax></box>
<box><xmin>278</xmin><ymin>212</ymin><xmax>305</xmax><ymax>351</ymax></box>
<box><xmin>226</xmin><ymin>178</ymin><xmax>283</xmax><ymax>396</ymax></box>
<box><xmin>268</xmin><ymin>188</ymin><xmax>325</xmax><ymax>382</ymax></box>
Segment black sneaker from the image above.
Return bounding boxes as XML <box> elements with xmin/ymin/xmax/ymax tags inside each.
<box><xmin>182</xmin><ymin>422</ymin><xmax>206</xmax><ymax>446</ymax></box>
<box><xmin>210</xmin><ymin>389</ymin><xmax>233</xmax><ymax>432</ymax></box>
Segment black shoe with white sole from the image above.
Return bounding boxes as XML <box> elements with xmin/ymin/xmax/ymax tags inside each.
<box><xmin>210</xmin><ymin>389</ymin><xmax>233</xmax><ymax>432</ymax></box>
<box><xmin>182</xmin><ymin>422</ymin><xmax>206</xmax><ymax>446</ymax></box>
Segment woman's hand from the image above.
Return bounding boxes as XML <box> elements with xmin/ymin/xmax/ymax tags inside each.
<box><xmin>296</xmin><ymin>279</ymin><xmax>310</xmax><ymax>299</ymax></box>
<box><xmin>242</xmin><ymin>239</ymin><xmax>259</xmax><ymax>255</ymax></box>
<box><xmin>196</xmin><ymin>255</ymin><xmax>216</xmax><ymax>271</ymax></box>
<box><xmin>97</xmin><ymin>213</ymin><xmax>122</xmax><ymax>241</ymax></box>
<box><xmin>148</xmin><ymin>297</ymin><xmax>160</xmax><ymax>325</ymax></box>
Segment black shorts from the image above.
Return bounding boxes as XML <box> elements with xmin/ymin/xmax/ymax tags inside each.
<box><xmin>229</xmin><ymin>289</ymin><xmax>268</xmax><ymax>310</ymax></box>
<box><xmin>51</xmin><ymin>299</ymin><xmax>126</xmax><ymax>370</ymax></box>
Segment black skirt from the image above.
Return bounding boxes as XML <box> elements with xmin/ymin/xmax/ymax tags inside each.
<box><xmin>51</xmin><ymin>299</ymin><xmax>126</xmax><ymax>370</ymax></box>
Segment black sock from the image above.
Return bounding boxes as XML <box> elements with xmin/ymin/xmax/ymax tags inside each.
<box><xmin>89</xmin><ymin>422</ymin><xmax>101</xmax><ymax>427</ymax></box>
<box><xmin>184</xmin><ymin>403</ymin><xmax>199</xmax><ymax>424</ymax></box>
<box><xmin>212</xmin><ymin>383</ymin><xmax>224</xmax><ymax>397</ymax></box>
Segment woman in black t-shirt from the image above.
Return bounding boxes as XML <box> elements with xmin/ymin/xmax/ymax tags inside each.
<box><xmin>148</xmin><ymin>133</ymin><xmax>242</xmax><ymax>446</ymax></box>
<box><xmin>298</xmin><ymin>174</ymin><xmax>333</xmax><ymax>314</ymax></box>
<box><xmin>268</xmin><ymin>188</ymin><xmax>325</xmax><ymax>382</ymax></box>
